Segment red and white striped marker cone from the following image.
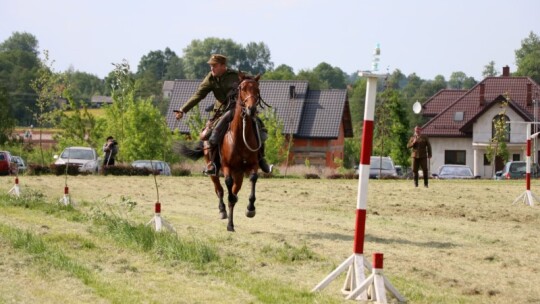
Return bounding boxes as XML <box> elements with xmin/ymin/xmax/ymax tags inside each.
<box><xmin>146</xmin><ymin>202</ymin><xmax>175</xmax><ymax>232</ymax></box>
<box><xmin>313</xmin><ymin>72</ymin><xmax>407</xmax><ymax>302</ymax></box>
<box><xmin>60</xmin><ymin>185</ymin><xmax>71</xmax><ymax>206</ymax></box>
<box><xmin>8</xmin><ymin>177</ymin><xmax>21</xmax><ymax>197</ymax></box>
<box><xmin>345</xmin><ymin>253</ymin><xmax>405</xmax><ymax>303</ymax></box>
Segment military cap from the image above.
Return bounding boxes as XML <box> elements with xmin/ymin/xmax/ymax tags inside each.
<box><xmin>207</xmin><ymin>54</ymin><xmax>227</xmax><ymax>65</ymax></box>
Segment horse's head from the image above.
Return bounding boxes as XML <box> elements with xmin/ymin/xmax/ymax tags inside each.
<box><xmin>237</xmin><ymin>72</ymin><xmax>261</xmax><ymax>117</ymax></box>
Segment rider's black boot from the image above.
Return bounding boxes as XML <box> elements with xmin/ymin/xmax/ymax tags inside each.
<box><xmin>204</xmin><ymin>143</ymin><xmax>218</xmax><ymax>176</ymax></box>
<box><xmin>258</xmin><ymin>144</ymin><xmax>273</xmax><ymax>174</ymax></box>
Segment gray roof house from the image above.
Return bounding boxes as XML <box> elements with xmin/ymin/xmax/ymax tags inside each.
<box><xmin>165</xmin><ymin>79</ymin><xmax>353</xmax><ymax>168</ymax></box>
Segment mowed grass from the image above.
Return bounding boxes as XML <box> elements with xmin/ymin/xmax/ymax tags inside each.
<box><xmin>0</xmin><ymin>175</ymin><xmax>539</xmax><ymax>303</ymax></box>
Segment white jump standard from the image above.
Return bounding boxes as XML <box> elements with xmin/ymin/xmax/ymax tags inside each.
<box><xmin>8</xmin><ymin>176</ymin><xmax>21</xmax><ymax>197</ymax></box>
<box><xmin>312</xmin><ymin>71</ymin><xmax>405</xmax><ymax>303</ymax></box>
<box><xmin>147</xmin><ymin>201</ymin><xmax>175</xmax><ymax>232</ymax></box>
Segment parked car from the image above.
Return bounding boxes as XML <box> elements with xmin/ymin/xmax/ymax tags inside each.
<box><xmin>495</xmin><ymin>161</ymin><xmax>540</xmax><ymax>180</ymax></box>
<box><xmin>54</xmin><ymin>146</ymin><xmax>100</xmax><ymax>173</ymax></box>
<box><xmin>131</xmin><ymin>160</ymin><xmax>172</xmax><ymax>176</ymax></box>
<box><xmin>369</xmin><ymin>156</ymin><xmax>398</xmax><ymax>179</ymax></box>
<box><xmin>0</xmin><ymin>151</ymin><xmax>18</xmax><ymax>176</ymax></box>
<box><xmin>11</xmin><ymin>156</ymin><xmax>27</xmax><ymax>173</ymax></box>
<box><xmin>432</xmin><ymin>164</ymin><xmax>480</xmax><ymax>179</ymax></box>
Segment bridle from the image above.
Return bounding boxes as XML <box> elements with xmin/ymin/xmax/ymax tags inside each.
<box><xmin>238</xmin><ymin>78</ymin><xmax>263</xmax><ymax>152</ymax></box>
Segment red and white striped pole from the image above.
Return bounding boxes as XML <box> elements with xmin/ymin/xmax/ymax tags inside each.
<box><xmin>527</xmin><ymin>124</ymin><xmax>532</xmax><ymax>191</ymax></box>
<box><xmin>312</xmin><ymin>72</ymin><xmax>382</xmax><ymax>298</ymax></box>
<box><xmin>513</xmin><ymin>123</ymin><xmax>540</xmax><ymax>206</ymax></box>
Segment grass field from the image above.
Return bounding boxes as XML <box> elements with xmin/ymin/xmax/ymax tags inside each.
<box><xmin>1</xmin><ymin>175</ymin><xmax>539</xmax><ymax>303</ymax></box>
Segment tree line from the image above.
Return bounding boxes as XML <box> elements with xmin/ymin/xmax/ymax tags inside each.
<box><xmin>0</xmin><ymin>31</ymin><xmax>538</xmax><ymax>169</ymax></box>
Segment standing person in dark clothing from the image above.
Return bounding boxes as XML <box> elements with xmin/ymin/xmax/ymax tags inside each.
<box><xmin>103</xmin><ymin>136</ymin><xmax>118</xmax><ymax>166</ymax></box>
<box><xmin>174</xmin><ymin>54</ymin><xmax>272</xmax><ymax>175</ymax></box>
<box><xmin>407</xmin><ymin>126</ymin><xmax>432</xmax><ymax>187</ymax></box>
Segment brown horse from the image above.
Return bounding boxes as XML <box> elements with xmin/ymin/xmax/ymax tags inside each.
<box><xmin>181</xmin><ymin>72</ymin><xmax>262</xmax><ymax>231</ymax></box>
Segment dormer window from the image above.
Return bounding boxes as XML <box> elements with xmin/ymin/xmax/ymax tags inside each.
<box><xmin>454</xmin><ymin>112</ymin><xmax>464</xmax><ymax>121</ymax></box>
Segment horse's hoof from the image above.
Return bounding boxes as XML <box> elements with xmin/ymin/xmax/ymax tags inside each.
<box><xmin>219</xmin><ymin>211</ymin><xmax>227</xmax><ymax>220</ymax></box>
<box><xmin>227</xmin><ymin>226</ymin><xmax>235</xmax><ymax>232</ymax></box>
<box><xmin>245</xmin><ymin>209</ymin><xmax>256</xmax><ymax>218</ymax></box>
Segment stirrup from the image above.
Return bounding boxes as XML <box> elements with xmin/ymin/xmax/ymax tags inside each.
<box><xmin>203</xmin><ymin>162</ymin><xmax>218</xmax><ymax>176</ymax></box>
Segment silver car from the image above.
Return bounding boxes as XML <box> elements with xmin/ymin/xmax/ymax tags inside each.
<box><xmin>54</xmin><ymin>146</ymin><xmax>101</xmax><ymax>173</ymax></box>
<box><xmin>131</xmin><ymin>160</ymin><xmax>172</xmax><ymax>176</ymax></box>
<box><xmin>432</xmin><ymin>164</ymin><xmax>479</xmax><ymax>179</ymax></box>
<box><xmin>11</xmin><ymin>156</ymin><xmax>27</xmax><ymax>173</ymax></box>
<box><xmin>369</xmin><ymin>156</ymin><xmax>398</xmax><ymax>179</ymax></box>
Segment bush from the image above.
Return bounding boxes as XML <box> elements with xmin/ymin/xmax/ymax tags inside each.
<box><xmin>27</xmin><ymin>164</ymin><xmax>52</xmax><ymax>175</ymax></box>
<box><xmin>51</xmin><ymin>164</ymin><xmax>80</xmax><ymax>176</ymax></box>
<box><xmin>102</xmin><ymin>165</ymin><xmax>155</xmax><ymax>176</ymax></box>
<box><xmin>304</xmin><ymin>173</ymin><xmax>320</xmax><ymax>179</ymax></box>
<box><xmin>171</xmin><ymin>167</ymin><xmax>191</xmax><ymax>176</ymax></box>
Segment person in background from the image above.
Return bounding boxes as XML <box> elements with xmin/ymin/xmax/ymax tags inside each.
<box><xmin>103</xmin><ymin>136</ymin><xmax>118</xmax><ymax>166</ymax></box>
<box><xmin>407</xmin><ymin>126</ymin><xmax>432</xmax><ymax>188</ymax></box>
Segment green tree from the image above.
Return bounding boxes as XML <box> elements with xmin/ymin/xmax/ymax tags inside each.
<box><xmin>182</xmin><ymin>38</ymin><xmax>274</xmax><ymax>78</ymax></box>
<box><xmin>0</xmin><ymin>32</ymin><xmax>40</xmax><ymax>125</ymax></box>
<box><xmin>514</xmin><ymin>31</ymin><xmax>540</xmax><ymax>83</ymax></box>
<box><xmin>482</xmin><ymin>61</ymin><xmax>499</xmax><ymax>77</ymax></box>
<box><xmin>0</xmin><ymin>85</ymin><xmax>15</xmax><ymax>144</ymax></box>
<box><xmin>182</xmin><ymin>38</ymin><xmax>244</xmax><ymax>79</ymax></box>
<box><xmin>312</xmin><ymin>62</ymin><xmax>347</xmax><ymax>89</ymax></box>
<box><xmin>263</xmin><ymin>64</ymin><xmax>296</xmax><ymax>80</ymax></box>
<box><xmin>260</xmin><ymin>108</ymin><xmax>286</xmax><ymax>165</ymax></box>
<box><xmin>239</xmin><ymin>42</ymin><xmax>273</xmax><ymax>75</ymax></box>
<box><xmin>485</xmin><ymin>95</ymin><xmax>510</xmax><ymax>177</ymax></box>
<box><xmin>448</xmin><ymin>71</ymin><xmax>476</xmax><ymax>89</ymax></box>
<box><xmin>102</xmin><ymin>60</ymin><xmax>173</xmax><ymax>162</ymax></box>
<box><xmin>30</xmin><ymin>50</ymin><xmax>64</xmax><ymax>165</ymax></box>
<box><xmin>54</xmin><ymin>97</ymin><xmax>100</xmax><ymax>149</ymax></box>
<box><xmin>63</xmin><ymin>68</ymin><xmax>104</xmax><ymax>105</ymax></box>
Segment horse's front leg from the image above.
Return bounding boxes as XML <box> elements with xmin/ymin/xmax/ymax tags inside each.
<box><xmin>246</xmin><ymin>172</ymin><xmax>257</xmax><ymax>218</ymax></box>
<box><xmin>210</xmin><ymin>175</ymin><xmax>226</xmax><ymax>220</ymax></box>
<box><xmin>224</xmin><ymin>175</ymin><xmax>238</xmax><ymax>232</ymax></box>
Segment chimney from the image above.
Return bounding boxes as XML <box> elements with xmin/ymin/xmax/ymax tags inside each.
<box><xmin>527</xmin><ymin>83</ymin><xmax>532</xmax><ymax>106</ymax></box>
<box><xmin>289</xmin><ymin>85</ymin><xmax>296</xmax><ymax>99</ymax></box>
<box><xmin>502</xmin><ymin>66</ymin><xmax>510</xmax><ymax>77</ymax></box>
<box><xmin>479</xmin><ymin>83</ymin><xmax>485</xmax><ymax>106</ymax></box>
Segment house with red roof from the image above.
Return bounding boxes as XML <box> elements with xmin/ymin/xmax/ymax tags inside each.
<box><xmin>420</xmin><ymin>66</ymin><xmax>540</xmax><ymax>178</ymax></box>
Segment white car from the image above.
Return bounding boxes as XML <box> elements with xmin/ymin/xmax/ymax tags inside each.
<box><xmin>54</xmin><ymin>146</ymin><xmax>101</xmax><ymax>173</ymax></box>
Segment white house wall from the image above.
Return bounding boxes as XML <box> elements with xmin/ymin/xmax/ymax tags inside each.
<box><xmin>473</xmin><ymin>106</ymin><xmax>527</xmax><ymax>143</ymax></box>
<box><xmin>429</xmin><ymin>137</ymin><xmax>473</xmax><ymax>174</ymax></box>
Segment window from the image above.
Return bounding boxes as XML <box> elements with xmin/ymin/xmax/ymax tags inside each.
<box><xmin>492</xmin><ymin>114</ymin><xmax>510</xmax><ymax>142</ymax></box>
<box><xmin>512</xmin><ymin>154</ymin><xmax>520</xmax><ymax>161</ymax></box>
<box><xmin>445</xmin><ymin>150</ymin><xmax>466</xmax><ymax>165</ymax></box>
<box><xmin>454</xmin><ymin>112</ymin><xmax>464</xmax><ymax>121</ymax></box>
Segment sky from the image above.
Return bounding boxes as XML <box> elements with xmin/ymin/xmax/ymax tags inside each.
<box><xmin>1</xmin><ymin>0</ymin><xmax>538</xmax><ymax>81</ymax></box>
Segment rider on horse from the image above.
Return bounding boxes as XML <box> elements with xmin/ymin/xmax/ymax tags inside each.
<box><xmin>174</xmin><ymin>54</ymin><xmax>272</xmax><ymax>175</ymax></box>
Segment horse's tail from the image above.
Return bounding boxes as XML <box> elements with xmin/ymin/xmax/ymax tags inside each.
<box><xmin>175</xmin><ymin>141</ymin><xmax>205</xmax><ymax>160</ymax></box>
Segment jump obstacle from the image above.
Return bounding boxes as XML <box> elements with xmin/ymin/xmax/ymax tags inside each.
<box><xmin>8</xmin><ymin>176</ymin><xmax>20</xmax><ymax>197</ymax></box>
<box><xmin>510</xmin><ymin>122</ymin><xmax>540</xmax><ymax>206</ymax></box>
<box><xmin>147</xmin><ymin>201</ymin><xmax>175</xmax><ymax>232</ymax></box>
<box><xmin>312</xmin><ymin>71</ymin><xmax>405</xmax><ymax>303</ymax></box>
